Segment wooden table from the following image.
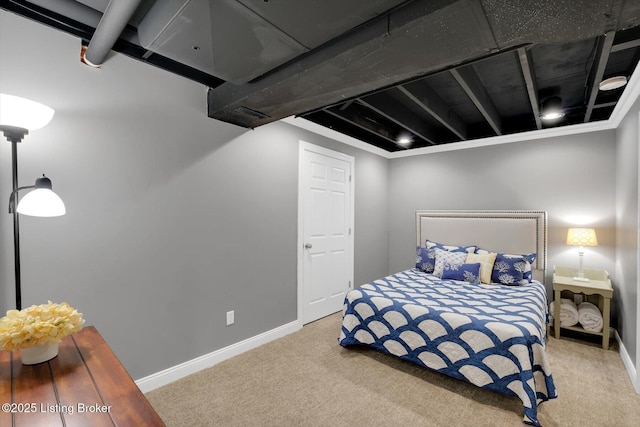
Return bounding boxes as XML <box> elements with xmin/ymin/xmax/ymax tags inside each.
<box><xmin>0</xmin><ymin>326</ymin><xmax>165</xmax><ymax>426</ymax></box>
<box><xmin>552</xmin><ymin>266</ymin><xmax>613</xmax><ymax>350</ymax></box>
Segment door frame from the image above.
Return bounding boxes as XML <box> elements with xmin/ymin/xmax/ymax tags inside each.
<box><xmin>297</xmin><ymin>140</ymin><xmax>355</xmax><ymax>324</ymax></box>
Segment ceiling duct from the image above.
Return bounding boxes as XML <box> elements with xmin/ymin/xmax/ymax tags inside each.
<box><xmin>24</xmin><ymin>0</ymin><xmax>103</xmax><ymax>28</ymax></box>
<box><xmin>136</xmin><ymin>0</ymin><xmax>309</xmax><ymax>84</ymax></box>
<box><xmin>83</xmin><ymin>0</ymin><xmax>144</xmax><ymax>66</ymax></box>
<box><xmin>135</xmin><ymin>0</ymin><xmax>410</xmax><ymax>85</ymax></box>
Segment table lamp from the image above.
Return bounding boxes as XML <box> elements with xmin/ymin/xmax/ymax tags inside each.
<box><xmin>566</xmin><ymin>227</ymin><xmax>598</xmax><ymax>282</ymax></box>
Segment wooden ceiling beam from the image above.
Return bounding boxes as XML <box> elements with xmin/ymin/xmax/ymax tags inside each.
<box><xmin>517</xmin><ymin>47</ymin><xmax>542</xmax><ymax>130</ymax></box>
<box><xmin>357</xmin><ymin>93</ymin><xmax>439</xmax><ymax>145</ymax></box>
<box><xmin>611</xmin><ymin>38</ymin><xmax>640</xmax><ymax>53</ymax></box>
<box><xmin>399</xmin><ymin>81</ymin><xmax>468</xmax><ymax>140</ymax></box>
<box><xmin>451</xmin><ymin>66</ymin><xmax>503</xmax><ymax>135</ymax></box>
<box><xmin>323</xmin><ymin>107</ymin><xmax>399</xmax><ymax>144</ymax></box>
<box><xmin>584</xmin><ymin>32</ymin><xmax>616</xmax><ymax>122</ymax></box>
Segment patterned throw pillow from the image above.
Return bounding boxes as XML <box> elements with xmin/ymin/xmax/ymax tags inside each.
<box><xmin>415</xmin><ymin>247</ymin><xmax>433</xmax><ymax>272</ymax></box>
<box><xmin>433</xmin><ymin>248</ymin><xmax>468</xmax><ymax>278</ymax></box>
<box><xmin>491</xmin><ymin>253</ymin><xmax>537</xmax><ymax>285</ymax></box>
<box><xmin>442</xmin><ymin>262</ymin><xmax>481</xmax><ymax>284</ymax></box>
<box><xmin>521</xmin><ymin>253</ymin><xmax>537</xmax><ymax>282</ymax></box>
<box><xmin>417</xmin><ymin>240</ymin><xmax>476</xmax><ymax>273</ymax></box>
<box><xmin>466</xmin><ymin>252</ymin><xmax>497</xmax><ymax>284</ymax></box>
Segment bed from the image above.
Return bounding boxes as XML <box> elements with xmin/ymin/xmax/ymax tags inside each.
<box><xmin>339</xmin><ymin>210</ymin><xmax>557</xmax><ymax>426</ymax></box>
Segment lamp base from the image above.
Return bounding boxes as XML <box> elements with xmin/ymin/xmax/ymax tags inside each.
<box><xmin>572</xmin><ymin>276</ymin><xmax>590</xmax><ymax>282</ymax></box>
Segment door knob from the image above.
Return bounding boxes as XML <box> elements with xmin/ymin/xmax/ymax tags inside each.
<box><xmin>305</xmin><ymin>243</ymin><xmax>313</xmax><ymax>249</ymax></box>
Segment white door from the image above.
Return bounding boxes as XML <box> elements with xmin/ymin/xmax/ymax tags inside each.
<box><xmin>298</xmin><ymin>142</ymin><xmax>354</xmax><ymax>324</ymax></box>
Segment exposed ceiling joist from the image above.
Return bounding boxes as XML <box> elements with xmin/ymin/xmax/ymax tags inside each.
<box><xmin>611</xmin><ymin>38</ymin><xmax>640</xmax><ymax>52</ymax></box>
<box><xmin>450</xmin><ymin>66</ymin><xmax>503</xmax><ymax>136</ymax></box>
<box><xmin>324</xmin><ymin>106</ymin><xmax>399</xmax><ymax>145</ymax></box>
<box><xmin>584</xmin><ymin>32</ymin><xmax>617</xmax><ymax>122</ymax></box>
<box><xmin>517</xmin><ymin>47</ymin><xmax>542</xmax><ymax>130</ymax></box>
<box><xmin>357</xmin><ymin>93</ymin><xmax>439</xmax><ymax>145</ymax></box>
<box><xmin>398</xmin><ymin>82</ymin><xmax>468</xmax><ymax>140</ymax></box>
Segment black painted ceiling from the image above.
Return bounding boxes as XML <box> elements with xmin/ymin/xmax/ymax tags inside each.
<box><xmin>3</xmin><ymin>0</ymin><xmax>640</xmax><ymax>152</ymax></box>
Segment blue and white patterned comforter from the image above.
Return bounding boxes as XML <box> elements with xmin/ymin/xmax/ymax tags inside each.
<box><xmin>339</xmin><ymin>269</ymin><xmax>557</xmax><ymax>426</ymax></box>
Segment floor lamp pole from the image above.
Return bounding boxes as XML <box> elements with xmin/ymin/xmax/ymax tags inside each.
<box><xmin>11</xmin><ymin>139</ymin><xmax>22</xmax><ymax>310</ymax></box>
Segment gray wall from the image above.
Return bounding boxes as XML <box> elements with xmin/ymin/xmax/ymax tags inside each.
<box><xmin>0</xmin><ymin>11</ymin><xmax>388</xmax><ymax>379</ymax></box>
<box><xmin>1</xmin><ymin>8</ymin><xmax>637</xmax><ymax>384</ymax></box>
<box><xmin>388</xmin><ymin>132</ymin><xmax>618</xmax><ymax>300</ymax></box>
<box><xmin>615</xmin><ymin>97</ymin><xmax>640</xmax><ymax>368</ymax></box>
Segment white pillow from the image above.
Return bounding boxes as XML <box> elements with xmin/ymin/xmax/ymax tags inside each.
<box><xmin>433</xmin><ymin>248</ymin><xmax>468</xmax><ymax>278</ymax></box>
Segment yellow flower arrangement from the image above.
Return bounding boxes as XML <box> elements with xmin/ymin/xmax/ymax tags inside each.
<box><xmin>0</xmin><ymin>301</ymin><xmax>85</xmax><ymax>351</ymax></box>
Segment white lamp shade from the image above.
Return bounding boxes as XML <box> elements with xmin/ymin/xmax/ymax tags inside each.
<box><xmin>0</xmin><ymin>94</ymin><xmax>55</xmax><ymax>131</ymax></box>
<box><xmin>566</xmin><ymin>228</ymin><xmax>598</xmax><ymax>247</ymax></box>
<box><xmin>17</xmin><ymin>188</ymin><xmax>66</xmax><ymax>217</ymax></box>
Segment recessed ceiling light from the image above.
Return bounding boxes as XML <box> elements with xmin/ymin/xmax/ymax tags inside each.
<box><xmin>397</xmin><ymin>135</ymin><xmax>412</xmax><ymax>145</ymax></box>
<box><xmin>540</xmin><ymin>96</ymin><xmax>565</xmax><ymax>121</ymax></box>
<box><xmin>541</xmin><ymin>111</ymin><xmax>565</xmax><ymax>121</ymax></box>
<box><xmin>599</xmin><ymin>76</ymin><xmax>627</xmax><ymax>91</ymax></box>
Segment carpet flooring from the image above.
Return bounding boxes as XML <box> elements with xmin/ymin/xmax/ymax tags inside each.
<box><xmin>146</xmin><ymin>312</ymin><xmax>640</xmax><ymax>427</ymax></box>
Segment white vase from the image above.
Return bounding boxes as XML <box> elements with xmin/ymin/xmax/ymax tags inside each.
<box><xmin>20</xmin><ymin>342</ymin><xmax>59</xmax><ymax>365</ymax></box>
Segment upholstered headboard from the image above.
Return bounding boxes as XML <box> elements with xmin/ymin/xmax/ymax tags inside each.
<box><xmin>416</xmin><ymin>210</ymin><xmax>547</xmax><ymax>282</ymax></box>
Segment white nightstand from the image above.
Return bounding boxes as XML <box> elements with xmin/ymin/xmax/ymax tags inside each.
<box><xmin>552</xmin><ymin>266</ymin><xmax>613</xmax><ymax>350</ymax></box>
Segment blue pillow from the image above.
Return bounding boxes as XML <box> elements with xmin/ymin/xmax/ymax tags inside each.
<box><xmin>416</xmin><ymin>240</ymin><xmax>476</xmax><ymax>273</ymax></box>
<box><xmin>415</xmin><ymin>246</ymin><xmax>434</xmax><ymax>272</ymax></box>
<box><xmin>442</xmin><ymin>262</ymin><xmax>481</xmax><ymax>284</ymax></box>
<box><xmin>491</xmin><ymin>253</ymin><xmax>536</xmax><ymax>285</ymax></box>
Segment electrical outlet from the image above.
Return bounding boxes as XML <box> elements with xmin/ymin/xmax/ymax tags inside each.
<box><xmin>226</xmin><ymin>310</ymin><xmax>234</xmax><ymax>326</ymax></box>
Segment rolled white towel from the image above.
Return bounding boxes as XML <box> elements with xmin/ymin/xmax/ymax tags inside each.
<box><xmin>549</xmin><ymin>299</ymin><xmax>579</xmax><ymax>327</ymax></box>
<box><xmin>578</xmin><ymin>302</ymin><xmax>603</xmax><ymax>332</ymax></box>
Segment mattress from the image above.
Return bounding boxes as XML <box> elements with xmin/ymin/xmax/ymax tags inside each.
<box><xmin>339</xmin><ymin>268</ymin><xmax>557</xmax><ymax>426</ymax></box>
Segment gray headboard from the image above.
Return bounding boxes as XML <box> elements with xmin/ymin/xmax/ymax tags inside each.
<box><xmin>416</xmin><ymin>210</ymin><xmax>547</xmax><ymax>282</ymax></box>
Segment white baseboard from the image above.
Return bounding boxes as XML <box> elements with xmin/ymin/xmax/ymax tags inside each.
<box><xmin>135</xmin><ymin>319</ymin><xmax>303</xmax><ymax>393</ymax></box>
<box><xmin>614</xmin><ymin>329</ymin><xmax>640</xmax><ymax>394</ymax></box>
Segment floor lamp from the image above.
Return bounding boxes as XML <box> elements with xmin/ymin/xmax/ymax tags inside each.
<box><xmin>0</xmin><ymin>94</ymin><xmax>66</xmax><ymax>310</ymax></box>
